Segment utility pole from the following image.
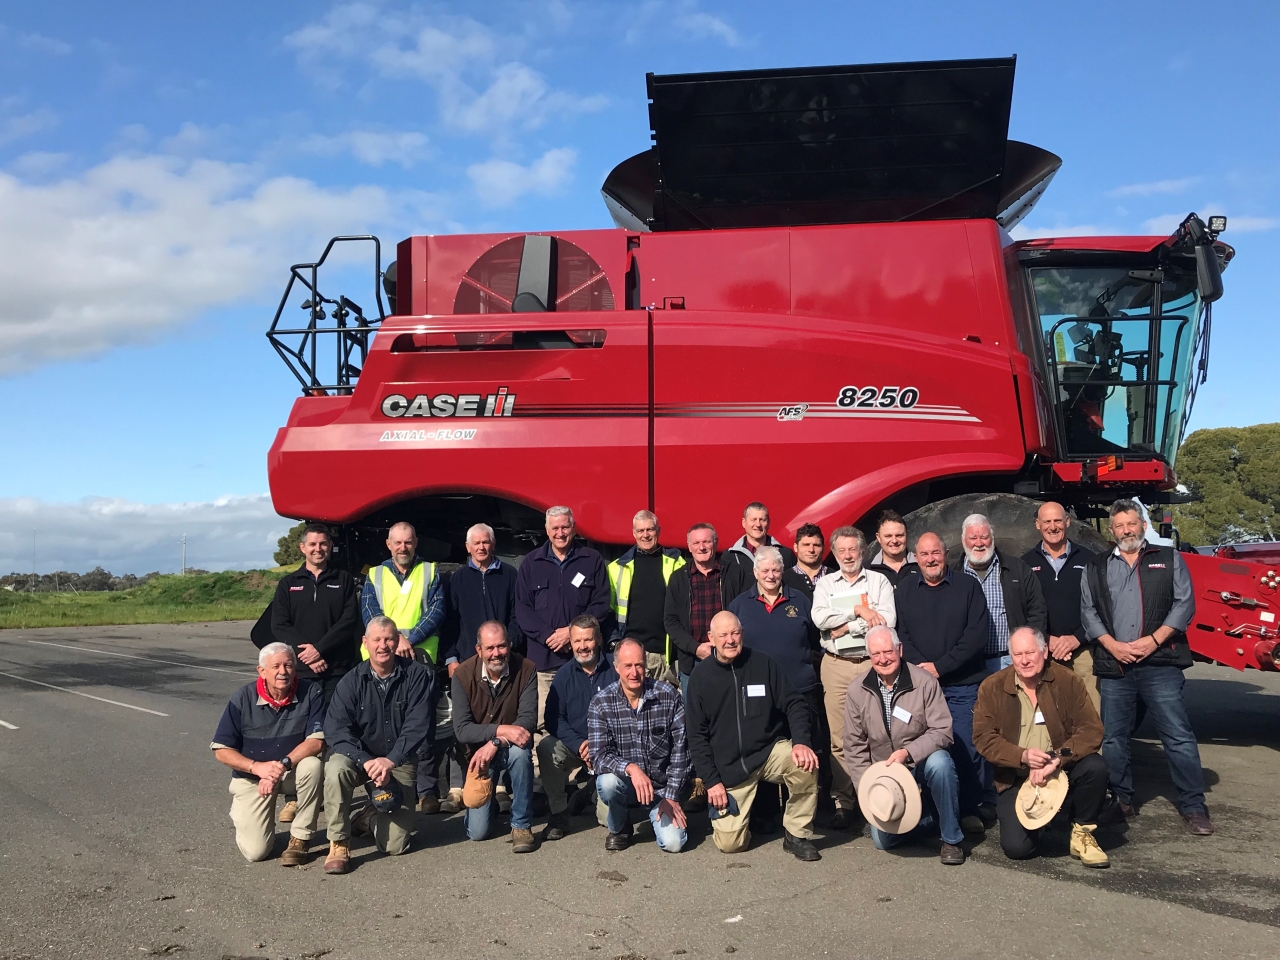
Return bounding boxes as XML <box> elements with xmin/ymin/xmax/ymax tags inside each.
<box><xmin>181</xmin><ymin>534</ymin><xmax>187</xmax><ymax>576</ymax></box>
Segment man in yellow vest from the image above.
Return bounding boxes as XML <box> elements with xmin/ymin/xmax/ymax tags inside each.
<box><xmin>360</xmin><ymin>521</ymin><xmax>446</xmax><ymax>811</ymax></box>
<box><xmin>607</xmin><ymin>510</ymin><xmax>686</xmax><ymax>684</ymax></box>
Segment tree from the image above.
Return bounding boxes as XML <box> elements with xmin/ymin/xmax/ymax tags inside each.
<box><xmin>1174</xmin><ymin>423</ymin><xmax>1280</xmax><ymax>545</ymax></box>
<box><xmin>274</xmin><ymin>521</ymin><xmax>307</xmax><ymax>567</ymax></box>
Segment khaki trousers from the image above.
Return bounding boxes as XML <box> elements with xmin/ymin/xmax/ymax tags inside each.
<box><xmin>821</xmin><ymin>653</ymin><xmax>873</xmax><ymax>810</ymax></box>
<box><xmin>324</xmin><ymin>753</ymin><xmax>417</xmax><ymax>855</ymax></box>
<box><xmin>534</xmin><ymin>669</ymin><xmax>557</xmax><ymax>776</ymax></box>
<box><xmin>1069</xmin><ymin>646</ymin><xmax>1101</xmax><ymax>714</ymax></box>
<box><xmin>228</xmin><ymin>755</ymin><xmax>323</xmax><ymax>862</ymax></box>
<box><xmin>711</xmin><ymin>740</ymin><xmax>817</xmax><ymax>853</ymax></box>
<box><xmin>645</xmin><ymin>651</ymin><xmax>678</xmax><ymax>686</ymax></box>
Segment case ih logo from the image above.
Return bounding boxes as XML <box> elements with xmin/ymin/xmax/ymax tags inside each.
<box><xmin>381</xmin><ymin>387</ymin><xmax>516</xmax><ymax>419</ymax></box>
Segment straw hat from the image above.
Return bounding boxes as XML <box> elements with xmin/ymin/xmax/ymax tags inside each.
<box><xmin>1015</xmin><ymin>770</ymin><xmax>1069</xmax><ymax>829</ymax></box>
<box><xmin>857</xmin><ymin>761</ymin><xmax>922</xmax><ymax>834</ymax></box>
<box><xmin>462</xmin><ymin>768</ymin><xmax>494</xmax><ymax>809</ymax></box>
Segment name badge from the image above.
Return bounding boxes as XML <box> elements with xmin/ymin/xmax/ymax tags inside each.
<box><xmin>1034</xmin><ymin>710</ymin><xmax>1045</xmax><ymax>724</ymax></box>
<box><xmin>746</xmin><ymin>684</ymin><xmax>767</xmax><ymax>697</ymax></box>
<box><xmin>892</xmin><ymin>705</ymin><xmax>912</xmax><ymax>723</ymax></box>
<box><xmin>400</xmin><ymin>578</ymin><xmax>413</xmax><ymax>595</ymax></box>
<box><xmin>571</xmin><ymin>572</ymin><xmax>586</xmax><ymax>588</ymax></box>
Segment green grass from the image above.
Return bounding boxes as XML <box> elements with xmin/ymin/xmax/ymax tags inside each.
<box><xmin>0</xmin><ymin>569</ymin><xmax>285</xmax><ymax>629</ymax></box>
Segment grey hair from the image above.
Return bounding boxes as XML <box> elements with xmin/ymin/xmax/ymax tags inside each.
<box><xmin>1109</xmin><ymin>498</ymin><xmax>1143</xmax><ymax>520</ymax></box>
<box><xmin>364</xmin><ymin>614</ymin><xmax>398</xmax><ymax>637</ymax></box>
<box><xmin>830</xmin><ymin>525</ymin><xmax>866</xmax><ymax>551</ymax></box>
<box><xmin>258</xmin><ymin>642</ymin><xmax>297</xmax><ymax>667</ymax></box>
<box><xmin>754</xmin><ymin>545</ymin><xmax>784</xmax><ymax>570</ymax></box>
<box><xmin>962</xmin><ymin>513</ymin><xmax>993</xmax><ymax>537</ymax></box>
<box><xmin>688</xmin><ymin>522</ymin><xmax>717</xmax><ymax>544</ymax></box>
<box><xmin>388</xmin><ymin>521</ymin><xmax>416</xmax><ymax>539</ymax></box>
<box><xmin>1010</xmin><ymin>625</ymin><xmax>1048</xmax><ymax>653</ymax></box>
<box><xmin>546</xmin><ymin>505</ymin><xmax>573</xmax><ymax>524</ymax></box>
<box><xmin>633</xmin><ymin>509</ymin><xmax>658</xmax><ymax>528</ymax></box>
<box><xmin>865</xmin><ymin>625</ymin><xmax>902</xmax><ymax>651</ymax></box>
<box><xmin>465</xmin><ymin>522</ymin><xmax>495</xmax><ymax>545</ymax></box>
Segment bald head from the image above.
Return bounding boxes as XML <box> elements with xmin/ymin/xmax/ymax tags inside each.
<box><xmin>709</xmin><ymin>610</ymin><xmax>744</xmax><ymax>663</ymax></box>
<box><xmin>1035</xmin><ymin>501</ymin><xmax>1070</xmax><ymax>552</ymax></box>
<box><xmin>915</xmin><ymin>532</ymin><xmax>947</xmax><ymax>584</ymax></box>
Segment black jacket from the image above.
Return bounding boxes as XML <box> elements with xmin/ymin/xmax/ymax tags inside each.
<box><xmin>868</xmin><ymin>559</ymin><xmax>922</xmax><ymax>587</ymax></box>
<box><xmin>895</xmin><ymin>570</ymin><xmax>991</xmax><ymax>687</ymax></box>
<box><xmin>982</xmin><ymin>548</ymin><xmax>1048</xmax><ymax>638</ymax></box>
<box><xmin>664</xmin><ymin>561</ymin><xmax>752</xmax><ymax>677</ymax></box>
<box><xmin>686</xmin><ymin>647</ymin><xmax>811</xmax><ymax>789</ymax></box>
<box><xmin>324</xmin><ymin>657</ymin><xmax>435</xmax><ymax>767</ymax></box>
<box><xmin>721</xmin><ymin>537</ymin><xmax>797</xmax><ymax>580</ymax></box>
<box><xmin>1021</xmin><ymin>542</ymin><xmax>1094</xmax><ymax>647</ymax></box>
<box><xmin>269</xmin><ymin>564</ymin><xmax>362</xmax><ymax>679</ymax></box>
<box><xmin>446</xmin><ymin>561</ymin><xmax>522</xmax><ymax>662</ymax></box>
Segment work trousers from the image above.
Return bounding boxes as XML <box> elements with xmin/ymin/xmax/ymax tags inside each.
<box><xmin>711</xmin><ymin>739</ymin><xmax>817</xmax><ymax>853</ymax></box>
<box><xmin>941</xmin><ymin>682</ymin><xmax>983</xmax><ymax>817</ymax></box>
<box><xmin>644</xmin><ymin>651</ymin><xmax>678</xmax><ymax>686</ymax></box>
<box><xmin>227</xmin><ymin>756</ymin><xmax>323</xmax><ymax>862</ymax></box>
<box><xmin>1065</xmin><ymin>647</ymin><xmax>1101</xmax><ymax>713</ymax></box>
<box><xmin>324</xmin><ymin>753</ymin><xmax>417</xmax><ymax>856</ymax></box>
<box><xmin>1100</xmin><ymin>664</ymin><xmax>1207</xmax><ymax>814</ymax></box>
<box><xmin>418</xmin><ymin>733</ymin><xmax>464</xmax><ymax>800</ymax></box>
<box><xmin>868</xmin><ymin>749</ymin><xmax>963</xmax><ymax>849</ymax></box>
<box><xmin>465</xmin><ymin>744</ymin><xmax>535</xmax><ymax>839</ymax></box>
<box><xmin>821</xmin><ymin>653</ymin><xmax>873</xmax><ymax>810</ymax></box>
<box><xmin>752</xmin><ymin>688</ymin><xmax>823</xmax><ymax>823</ymax></box>
<box><xmin>533</xmin><ymin>670</ymin><xmax>556</xmax><ymax>774</ymax></box>
<box><xmin>995</xmin><ymin>752</ymin><xmax>1108</xmax><ymax>859</ymax></box>
<box><xmin>596</xmin><ymin>773</ymin><xmax>687</xmax><ymax>852</ymax></box>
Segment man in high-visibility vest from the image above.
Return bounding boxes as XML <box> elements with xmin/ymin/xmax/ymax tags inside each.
<box><xmin>607</xmin><ymin>510</ymin><xmax>685</xmax><ymax>684</ymax></box>
<box><xmin>360</xmin><ymin>521</ymin><xmax>446</xmax><ymax>812</ymax></box>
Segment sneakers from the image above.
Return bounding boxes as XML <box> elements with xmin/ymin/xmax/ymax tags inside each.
<box><xmin>1070</xmin><ymin>823</ymin><xmax>1110</xmax><ymax>868</ymax></box>
<box><xmin>417</xmin><ymin>795</ymin><xmax>441</xmax><ymax>815</ymax></box>
<box><xmin>1182</xmin><ymin>810</ymin><xmax>1215</xmax><ymax>836</ymax></box>
<box><xmin>544</xmin><ymin>812</ymin><xmax>570</xmax><ymax>842</ymax></box>
<box><xmin>782</xmin><ymin>830</ymin><xmax>821</xmax><ymax>862</ymax></box>
<box><xmin>278</xmin><ymin>799</ymin><xmax>298</xmax><ymax>823</ymax></box>
<box><xmin>323</xmin><ymin>841</ymin><xmax>351</xmax><ymax>875</ymax></box>
<box><xmin>605</xmin><ymin>826</ymin><xmax>633</xmax><ymax>851</ymax></box>
<box><xmin>940</xmin><ymin>842</ymin><xmax>966</xmax><ymax>866</ymax></box>
<box><xmin>960</xmin><ymin>815</ymin><xmax>986</xmax><ymax>835</ymax></box>
<box><xmin>511</xmin><ymin>827</ymin><xmax>538</xmax><ymax>853</ymax></box>
<box><xmin>281</xmin><ymin>836</ymin><xmax>310</xmax><ymax>867</ymax></box>
<box><xmin>440</xmin><ymin>789</ymin><xmax>463</xmax><ymax>815</ymax></box>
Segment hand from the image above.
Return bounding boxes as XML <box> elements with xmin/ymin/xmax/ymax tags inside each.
<box><xmin>310</xmin><ymin>658</ymin><xmax>328</xmax><ymax>674</ymax></box>
<box><xmin>1129</xmin><ymin>635</ymin><xmax>1159</xmax><ymax>660</ymax></box>
<box><xmin>545</xmin><ymin>627</ymin><xmax>572</xmax><ymax>653</ymax></box>
<box><xmin>296</xmin><ymin>643</ymin><xmax>322</xmax><ymax>666</ymax></box>
<box><xmin>256</xmin><ymin>776</ymin><xmax>278</xmax><ymax>798</ymax></box>
<box><xmin>251</xmin><ymin>759</ymin><xmax>286</xmax><ymax>783</ymax></box>
<box><xmin>885</xmin><ymin>748</ymin><xmax>910</xmax><ymax>766</ymax></box>
<box><xmin>1048</xmin><ymin>635</ymin><xmax>1080</xmax><ymax>660</ymax></box>
<box><xmin>919</xmin><ymin>662</ymin><xmax>939</xmax><ymax>679</ymax></box>
<box><xmin>447</xmin><ymin>661</ymin><xmax>460</xmax><ymax>678</ymax></box>
<box><xmin>657</xmin><ymin>797</ymin><xmax>687</xmax><ymax>830</ymax></box>
<box><xmin>854</xmin><ymin>604</ymin><xmax>887</xmax><ymax>628</ymax></box>
<box><xmin>395</xmin><ymin>634</ymin><xmax>415</xmax><ymax>659</ymax></box>
<box><xmin>706</xmin><ymin>782</ymin><xmax>729</xmax><ymax>812</ymax></box>
<box><xmin>1029</xmin><ymin>757</ymin><xmax>1061</xmax><ymax>787</ymax></box>
<box><xmin>1021</xmin><ymin>747</ymin><xmax>1053</xmax><ymax>770</ymax></box>
<box><xmin>578</xmin><ymin>740</ymin><xmax>591</xmax><ymax>763</ymax></box>
<box><xmin>792</xmin><ymin>744</ymin><xmax>819</xmax><ymax>772</ymax></box>
<box><xmin>695</xmin><ymin>641</ymin><xmax>713</xmax><ymax>660</ymax></box>
<box><xmin>829</xmin><ymin>623</ymin><xmax>850</xmax><ymax>639</ymax></box>
<box><xmin>627</xmin><ymin>764</ymin><xmax>654</xmax><ymax>805</ymax></box>
<box><xmin>468</xmin><ymin>741</ymin><xmax>497</xmax><ymax>775</ymax></box>
<box><xmin>496</xmin><ymin>724</ymin><xmax>531</xmax><ymax>749</ymax></box>
<box><xmin>363</xmin><ymin>756</ymin><xmax>396</xmax><ymax>787</ymax></box>
<box><xmin>1100</xmin><ymin>636</ymin><xmax>1142</xmax><ymax>664</ymax></box>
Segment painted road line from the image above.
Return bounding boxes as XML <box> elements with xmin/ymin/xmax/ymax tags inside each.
<box><xmin>0</xmin><ymin>671</ymin><xmax>169</xmax><ymax>717</ymax></box>
<box><xmin>0</xmin><ymin>720</ymin><xmax>17</xmax><ymax>730</ymax></box>
<box><xmin>25</xmin><ymin>640</ymin><xmax>256</xmax><ymax>678</ymax></box>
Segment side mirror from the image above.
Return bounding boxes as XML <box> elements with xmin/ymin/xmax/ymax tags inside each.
<box><xmin>1195</xmin><ymin>244</ymin><xmax>1223</xmax><ymax>303</ymax></box>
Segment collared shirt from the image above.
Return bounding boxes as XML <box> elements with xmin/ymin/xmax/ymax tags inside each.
<box><xmin>877</xmin><ymin>671</ymin><xmax>900</xmax><ymax>734</ymax></box>
<box><xmin>869</xmin><ymin>550</ymin><xmax>916</xmax><ymax>567</ymax></box>
<box><xmin>211</xmin><ymin>679</ymin><xmax>326</xmax><ymax>780</ymax></box>
<box><xmin>810</xmin><ymin>566</ymin><xmax>896</xmax><ymax>655</ymax></box>
<box><xmin>688</xmin><ymin>561</ymin><xmax>723</xmax><ymax>655</ymax></box>
<box><xmin>1038</xmin><ymin>542</ymin><xmax>1070</xmax><ymax>575</ymax></box>
<box><xmin>587</xmin><ymin>678</ymin><xmax>690</xmax><ymax>802</ymax></box>
<box><xmin>756</xmin><ymin>592</ymin><xmax>786</xmax><ymax>614</ymax></box>
<box><xmin>468</xmin><ymin>557</ymin><xmax>502</xmax><ymax>572</ymax></box>
<box><xmin>480</xmin><ymin>660</ymin><xmax>510</xmax><ymax>695</ymax></box>
<box><xmin>964</xmin><ymin>554</ymin><xmax>1009</xmax><ymax>656</ymax></box>
<box><xmin>1080</xmin><ymin>547</ymin><xmax>1195</xmax><ymax>643</ymax></box>
<box><xmin>1015</xmin><ymin>675</ymin><xmax>1053</xmax><ymax>752</ymax></box>
<box><xmin>791</xmin><ymin>562</ymin><xmax>832</xmax><ymax>591</ymax></box>
<box><xmin>371</xmin><ymin>664</ymin><xmax>401</xmax><ymax>698</ymax></box>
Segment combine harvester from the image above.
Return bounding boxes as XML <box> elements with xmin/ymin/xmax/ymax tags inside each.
<box><xmin>265</xmin><ymin>57</ymin><xmax>1278</xmax><ymax>672</ymax></box>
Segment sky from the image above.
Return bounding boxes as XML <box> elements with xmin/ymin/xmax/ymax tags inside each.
<box><xmin>0</xmin><ymin>1</ymin><xmax>1277</xmax><ymax>573</ymax></box>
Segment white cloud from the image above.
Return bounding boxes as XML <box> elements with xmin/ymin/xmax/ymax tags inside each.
<box><xmin>0</xmin><ymin>494</ymin><xmax>289</xmax><ymax>575</ymax></box>
<box><xmin>626</xmin><ymin>2</ymin><xmax>743</xmax><ymax>47</ymax></box>
<box><xmin>19</xmin><ymin>32</ymin><xmax>72</xmax><ymax>56</ymax></box>
<box><xmin>1106</xmin><ymin>176</ymin><xmax>1200</xmax><ymax>198</ymax></box>
<box><xmin>0</xmin><ymin>109</ymin><xmax>59</xmax><ymax>146</ymax></box>
<box><xmin>467</xmin><ymin>147</ymin><xmax>576</xmax><ymax>207</ymax></box>
<box><xmin>675</xmin><ymin>11</ymin><xmax>741</xmax><ymax>46</ymax></box>
<box><xmin>8</xmin><ymin>151</ymin><xmax>68</xmax><ymax>177</ymax></box>
<box><xmin>301</xmin><ymin>129</ymin><xmax>430</xmax><ymax>167</ymax></box>
<box><xmin>1143</xmin><ymin>207</ymin><xmax>1276</xmax><ymax>236</ymax></box>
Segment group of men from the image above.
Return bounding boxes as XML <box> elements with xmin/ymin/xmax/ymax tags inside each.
<box><xmin>214</xmin><ymin>496</ymin><xmax>1212</xmax><ymax>874</ymax></box>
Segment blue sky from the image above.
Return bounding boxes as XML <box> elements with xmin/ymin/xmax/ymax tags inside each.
<box><xmin>0</xmin><ymin>1</ymin><xmax>1277</xmax><ymax>572</ymax></box>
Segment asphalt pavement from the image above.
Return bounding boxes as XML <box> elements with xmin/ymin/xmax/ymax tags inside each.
<box><xmin>1</xmin><ymin>622</ymin><xmax>1278</xmax><ymax>960</ymax></box>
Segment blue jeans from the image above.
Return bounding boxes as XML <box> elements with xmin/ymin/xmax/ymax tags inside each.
<box><xmin>1099</xmin><ymin>665</ymin><xmax>1207</xmax><ymax>814</ymax></box>
<box><xmin>464</xmin><ymin>744</ymin><xmax>534</xmax><ymax>839</ymax></box>
<box><xmin>679</xmin><ymin>671</ymin><xmax>691</xmax><ymax>701</ymax></box>
<box><xmin>869</xmin><ymin>749</ymin><xmax>964</xmax><ymax>848</ymax></box>
<box><xmin>596</xmin><ymin>773</ymin><xmax>687</xmax><ymax>852</ymax></box>
<box><xmin>941</xmin><ymin>682</ymin><xmax>983</xmax><ymax>817</ymax></box>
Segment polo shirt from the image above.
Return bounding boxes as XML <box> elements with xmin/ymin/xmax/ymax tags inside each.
<box><xmin>211</xmin><ymin>679</ymin><xmax>325</xmax><ymax>780</ymax></box>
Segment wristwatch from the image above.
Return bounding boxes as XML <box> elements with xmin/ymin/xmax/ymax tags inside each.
<box><xmin>281</xmin><ymin>756</ymin><xmax>293</xmax><ymax>772</ymax></box>
<box><xmin>491</xmin><ymin>736</ymin><xmax>503</xmax><ymax>749</ymax></box>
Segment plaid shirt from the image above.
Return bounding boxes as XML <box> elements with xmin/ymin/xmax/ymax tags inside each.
<box><xmin>587</xmin><ymin>678</ymin><xmax>691</xmax><ymax>802</ymax></box>
<box><xmin>877</xmin><ymin>671</ymin><xmax>899</xmax><ymax>734</ymax></box>
<box><xmin>964</xmin><ymin>554</ymin><xmax>1009</xmax><ymax>656</ymax></box>
<box><xmin>688</xmin><ymin>563</ymin><xmax>723</xmax><ymax>655</ymax></box>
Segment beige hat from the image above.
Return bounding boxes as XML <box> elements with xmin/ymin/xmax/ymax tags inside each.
<box><xmin>1015</xmin><ymin>770</ymin><xmax>1069</xmax><ymax>830</ymax></box>
<box><xmin>857</xmin><ymin>760</ymin><xmax>922</xmax><ymax>834</ymax></box>
<box><xmin>462</xmin><ymin>768</ymin><xmax>494</xmax><ymax>809</ymax></box>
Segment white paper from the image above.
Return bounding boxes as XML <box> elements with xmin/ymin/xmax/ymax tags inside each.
<box><xmin>571</xmin><ymin>572</ymin><xmax>586</xmax><ymax>588</ymax></box>
<box><xmin>891</xmin><ymin>705</ymin><xmax>912</xmax><ymax>723</ymax></box>
<box><xmin>746</xmin><ymin>684</ymin><xmax>767</xmax><ymax>697</ymax></box>
<box><xmin>830</xmin><ymin>594</ymin><xmax>866</xmax><ymax>614</ymax></box>
<box><xmin>1034</xmin><ymin>710</ymin><xmax>1045</xmax><ymax>724</ymax></box>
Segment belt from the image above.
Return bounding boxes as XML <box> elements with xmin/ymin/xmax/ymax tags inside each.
<box><xmin>825</xmin><ymin>650</ymin><xmax>868</xmax><ymax>664</ymax></box>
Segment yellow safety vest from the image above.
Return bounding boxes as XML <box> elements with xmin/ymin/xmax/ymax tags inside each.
<box><xmin>363</xmin><ymin>561</ymin><xmax>439</xmax><ymax>663</ymax></box>
<box><xmin>607</xmin><ymin>549</ymin><xmax>686</xmax><ymax>661</ymax></box>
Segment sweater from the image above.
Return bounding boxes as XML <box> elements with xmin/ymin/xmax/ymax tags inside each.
<box><xmin>727</xmin><ymin>585</ymin><xmax>819</xmax><ymax>694</ymax></box>
<box><xmin>1021</xmin><ymin>541</ymin><xmax>1094</xmax><ymax>646</ymax></box>
<box><xmin>268</xmin><ymin>565</ymin><xmax>362</xmax><ymax>679</ymax></box>
<box><xmin>447</xmin><ymin>561</ymin><xmax>522</xmax><ymax>661</ymax></box>
<box><xmin>514</xmin><ymin>540</ymin><xmax>611</xmax><ymax>672</ymax></box>
<box><xmin>624</xmin><ymin>550</ymin><xmax>668</xmax><ymax>653</ymax></box>
<box><xmin>686</xmin><ymin>647</ymin><xmax>811</xmax><ymax>789</ymax></box>
<box><xmin>894</xmin><ymin>570</ymin><xmax>991</xmax><ymax>687</ymax></box>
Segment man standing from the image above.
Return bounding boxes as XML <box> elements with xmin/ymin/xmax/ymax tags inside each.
<box><xmin>867</xmin><ymin>511</ymin><xmax>920</xmax><ymax>586</ymax></box>
<box><xmin>452</xmin><ymin>621</ymin><xmax>539</xmax><ymax>851</ymax></box>
<box><xmin>789</xmin><ymin>523</ymin><xmax>832</xmax><ymax>598</ymax></box>
<box><xmin>212</xmin><ymin>643</ymin><xmax>326</xmax><ymax>866</ymax></box>
<box><xmin>810</xmin><ymin>526</ymin><xmax>896</xmax><ymax>828</ymax></box>
<box><xmin>606</xmin><ymin>510</ymin><xmax>686</xmax><ymax>681</ymax></box>
<box><xmin>538</xmin><ymin>615</ymin><xmax>618</xmax><ymax>841</ymax></box>
<box><xmin>1022</xmin><ymin>502</ymin><xmax>1098</xmax><ymax>711</ymax></box>
<box><xmin>843</xmin><ymin>626</ymin><xmax>963</xmax><ymax>864</ymax></box>
<box><xmin>588</xmin><ymin>639</ymin><xmax>691</xmax><ymax>853</ymax></box>
<box><xmin>895</xmin><ymin>532</ymin><xmax>990</xmax><ymax>829</ymax></box>
<box><xmin>721</xmin><ymin>502</ymin><xmax>798</xmax><ymax>579</ymax></box>
<box><xmin>448</xmin><ymin>522</ymin><xmax>522</xmax><ymax>666</ymax></box>
<box><xmin>1080</xmin><ymin>499</ymin><xmax>1212</xmax><ymax>835</ymax></box>
<box><xmin>322</xmin><ymin>616</ymin><xmax>435</xmax><ymax>874</ymax></box>
<box><xmin>687</xmin><ymin>612</ymin><xmax>821</xmax><ymax>861</ymax></box>
<box><xmin>515</xmin><ymin>506</ymin><xmax>611</xmax><ymax>745</ymax></box>
<box><xmin>959</xmin><ymin>514</ymin><xmax>1047</xmax><ymax>676</ymax></box>
<box><xmin>664</xmin><ymin>523</ymin><xmax>751</xmax><ymax>696</ymax></box>
<box><xmin>973</xmin><ymin>627</ymin><xmax>1109</xmax><ymax>866</ymax></box>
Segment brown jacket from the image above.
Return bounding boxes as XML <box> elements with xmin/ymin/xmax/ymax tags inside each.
<box><xmin>973</xmin><ymin>660</ymin><xmax>1103</xmax><ymax>792</ymax></box>
<box><xmin>843</xmin><ymin>662</ymin><xmax>954</xmax><ymax>790</ymax></box>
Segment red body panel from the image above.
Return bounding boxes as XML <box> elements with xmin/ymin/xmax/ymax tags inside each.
<box><xmin>1182</xmin><ymin>552</ymin><xmax>1280</xmax><ymax>671</ymax></box>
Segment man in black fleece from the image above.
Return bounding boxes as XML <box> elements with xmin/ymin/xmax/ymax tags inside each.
<box><xmin>686</xmin><ymin>611</ymin><xmax>821</xmax><ymax>861</ymax></box>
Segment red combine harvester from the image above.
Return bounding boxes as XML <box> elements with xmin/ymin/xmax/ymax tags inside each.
<box><xmin>266</xmin><ymin>58</ymin><xmax>1279</xmax><ymax>672</ymax></box>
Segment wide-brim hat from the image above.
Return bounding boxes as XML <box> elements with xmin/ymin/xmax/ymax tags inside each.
<box><xmin>857</xmin><ymin>761</ymin><xmax>922</xmax><ymax>834</ymax></box>
<box><xmin>1015</xmin><ymin>770</ymin><xmax>1069</xmax><ymax>829</ymax></box>
<box><xmin>462</xmin><ymin>768</ymin><xmax>494</xmax><ymax>809</ymax></box>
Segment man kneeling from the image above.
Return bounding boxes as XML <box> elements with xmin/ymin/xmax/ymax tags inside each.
<box><xmin>212</xmin><ymin>643</ymin><xmax>325</xmax><ymax>865</ymax></box>
<box><xmin>323</xmin><ymin>616</ymin><xmax>435</xmax><ymax>874</ymax></box>
<box><xmin>686</xmin><ymin>611</ymin><xmax>820</xmax><ymax>860</ymax></box>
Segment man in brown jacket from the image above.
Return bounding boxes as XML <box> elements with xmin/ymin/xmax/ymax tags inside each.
<box><xmin>843</xmin><ymin>626</ymin><xmax>964</xmax><ymax>864</ymax></box>
<box><xmin>973</xmin><ymin>626</ymin><xmax>1109</xmax><ymax>866</ymax></box>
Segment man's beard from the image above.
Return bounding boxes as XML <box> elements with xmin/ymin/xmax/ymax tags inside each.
<box><xmin>574</xmin><ymin>651</ymin><xmax>599</xmax><ymax>666</ymax></box>
<box><xmin>964</xmin><ymin>545</ymin><xmax>993</xmax><ymax>568</ymax></box>
<box><xmin>1117</xmin><ymin>534</ymin><xmax>1145</xmax><ymax>552</ymax></box>
<box><xmin>839</xmin><ymin>561</ymin><xmax>862</xmax><ymax>577</ymax></box>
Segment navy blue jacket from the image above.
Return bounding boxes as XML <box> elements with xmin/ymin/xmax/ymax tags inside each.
<box><xmin>447</xmin><ymin>561</ymin><xmax>522</xmax><ymax>662</ymax></box>
<box><xmin>727</xmin><ymin>585</ymin><xmax>819</xmax><ymax>694</ymax></box>
<box><xmin>514</xmin><ymin>540</ymin><xmax>611</xmax><ymax>672</ymax></box>
<box><xmin>324</xmin><ymin>657</ymin><xmax>435</xmax><ymax>767</ymax></box>
<box><xmin>895</xmin><ymin>570</ymin><xmax>991</xmax><ymax>687</ymax></box>
<box><xmin>544</xmin><ymin>654</ymin><xmax>618</xmax><ymax>754</ymax></box>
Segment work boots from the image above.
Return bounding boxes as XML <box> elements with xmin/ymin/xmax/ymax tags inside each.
<box><xmin>281</xmin><ymin>836</ymin><xmax>310</xmax><ymax>867</ymax></box>
<box><xmin>1070</xmin><ymin>823</ymin><xmax>1109</xmax><ymax>868</ymax></box>
<box><xmin>510</xmin><ymin>828</ymin><xmax>538</xmax><ymax>853</ymax></box>
<box><xmin>278</xmin><ymin>799</ymin><xmax>298</xmax><ymax>823</ymax></box>
<box><xmin>323</xmin><ymin>841</ymin><xmax>351</xmax><ymax>875</ymax></box>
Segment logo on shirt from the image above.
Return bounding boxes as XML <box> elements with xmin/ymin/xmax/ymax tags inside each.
<box><xmin>289</xmin><ymin>585</ymin><xmax>305</xmax><ymax>591</ymax></box>
<box><xmin>785</xmin><ymin>605</ymin><xmax>798</xmax><ymax>618</ymax></box>
<box><xmin>1147</xmin><ymin>563</ymin><xmax>1167</xmax><ymax>569</ymax></box>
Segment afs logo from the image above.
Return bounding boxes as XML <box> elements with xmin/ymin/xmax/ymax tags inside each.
<box><xmin>777</xmin><ymin>404</ymin><xmax>809</xmax><ymax>422</ymax></box>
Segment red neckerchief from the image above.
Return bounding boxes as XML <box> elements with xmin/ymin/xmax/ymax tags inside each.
<box><xmin>257</xmin><ymin>677</ymin><xmax>297</xmax><ymax>709</ymax></box>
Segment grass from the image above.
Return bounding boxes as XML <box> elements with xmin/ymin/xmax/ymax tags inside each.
<box><xmin>0</xmin><ymin>569</ymin><xmax>285</xmax><ymax>629</ymax></box>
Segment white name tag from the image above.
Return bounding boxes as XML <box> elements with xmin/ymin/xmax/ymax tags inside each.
<box><xmin>746</xmin><ymin>684</ymin><xmax>767</xmax><ymax>698</ymax></box>
<box><xmin>892</xmin><ymin>705</ymin><xmax>912</xmax><ymax>723</ymax></box>
<box><xmin>1034</xmin><ymin>710</ymin><xmax>1046</xmax><ymax>724</ymax></box>
<box><xmin>399</xmin><ymin>578</ymin><xmax>413</xmax><ymax>595</ymax></box>
<box><xmin>1261</xmin><ymin>611</ymin><xmax>1276</xmax><ymax>623</ymax></box>
<box><xmin>571</xmin><ymin>572</ymin><xmax>586</xmax><ymax>588</ymax></box>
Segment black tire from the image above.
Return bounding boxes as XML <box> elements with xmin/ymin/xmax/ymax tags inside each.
<box><xmin>902</xmin><ymin>493</ymin><xmax>1108</xmax><ymax>566</ymax></box>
